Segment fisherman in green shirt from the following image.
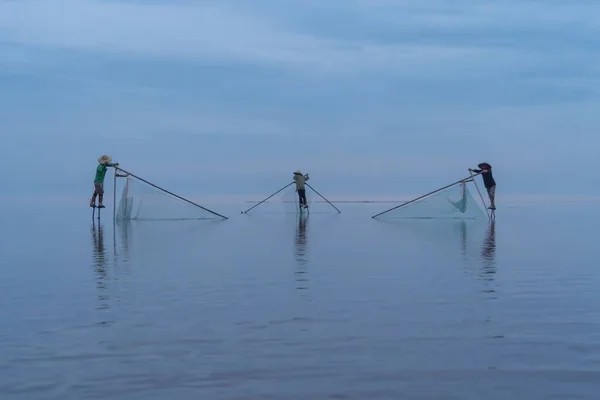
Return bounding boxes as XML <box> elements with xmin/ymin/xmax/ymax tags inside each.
<box><xmin>90</xmin><ymin>155</ymin><xmax>119</xmax><ymax>208</ymax></box>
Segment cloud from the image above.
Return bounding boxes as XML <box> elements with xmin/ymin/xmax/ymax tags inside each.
<box><xmin>2</xmin><ymin>0</ymin><xmax>597</xmax><ymax>84</ymax></box>
<box><xmin>0</xmin><ymin>0</ymin><xmax>524</xmax><ymax>76</ymax></box>
<box><xmin>1</xmin><ymin>0</ymin><xmax>600</xmax><ymax>198</ymax></box>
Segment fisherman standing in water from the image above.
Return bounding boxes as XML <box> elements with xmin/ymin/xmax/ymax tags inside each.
<box><xmin>470</xmin><ymin>162</ymin><xmax>496</xmax><ymax>210</ymax></box>
<box><xmin>90</xmin><ymin>155</ymin><xmax>119</xmax><ymax>208</ymax></box>
<box><xmin>293</xmin><ymin>170</ymin><xmax>310</xmax><ymax>210</ymax></box>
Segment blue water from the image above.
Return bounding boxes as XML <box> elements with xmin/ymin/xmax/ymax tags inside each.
<box><xmin>1</xmin><ymin>202</ymin><xmax>599</xmax><ymax>399</ymax></box>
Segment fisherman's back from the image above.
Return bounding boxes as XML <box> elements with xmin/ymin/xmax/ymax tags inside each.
<box><xmin>94</xmin><ymin>163</ymin><xmax>109</xmax><ymax>183</ymax></box>
<box><xmin>293</xmin><ymin>174</ymin><xmax>306</xmax><ymax>190</ymax></box>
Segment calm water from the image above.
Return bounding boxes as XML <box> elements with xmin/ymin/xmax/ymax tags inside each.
<box><xmin>1</xmin><ymin>202</ymin><xmax>599</xmax><ymax>399</ymax></box>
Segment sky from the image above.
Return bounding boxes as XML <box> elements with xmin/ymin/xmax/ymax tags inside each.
<box><xmin>1</xmin><ymin>0</ymin><xmax>599</xmax><ymax>202</ymax></box>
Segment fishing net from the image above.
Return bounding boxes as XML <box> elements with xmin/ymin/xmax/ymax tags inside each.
<box><xmin>373</xmin><ymin>180</ymin><xmax>486</xmax><ymax>220</ymax></box>
<box><xmin>115</xmin><ymin>174</ymin><xmax>226</xmax><ymax>221</ymax></box>
<box><xmin>244</xmin><ymin>183</ymin><xmax>340</xmax><ymax>215</ymax></box>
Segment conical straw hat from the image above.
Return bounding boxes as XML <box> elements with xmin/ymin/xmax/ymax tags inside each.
<box><xmin>98</xmin><ymin>155</ymin><xmax>112</xmax><ymax>164</ymax></box>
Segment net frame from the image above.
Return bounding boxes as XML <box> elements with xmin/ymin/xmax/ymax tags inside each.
<box><xmin>242</xmin><ymin>181</ymin><xmax>341</xmax><ymax>215</ymax></box>
<box><xmin>371</xmin><ymin>172</ymin><xmax>490</xmax><ymax>220</ymax></box>
<box><xmin>113</xmin><ymin>167</ymin><xmax>228</xmax><ymax>221</ymax></box>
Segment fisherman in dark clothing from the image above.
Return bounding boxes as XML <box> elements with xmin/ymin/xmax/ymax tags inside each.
<box><xmin>469</xmin><ymin>162</ymin><xmax>496</xmax><ymax>210</ymax></box>
<box><xmin>293</xmin><ymin>170</ymin><xmax>309</xmax><ymax>209</ymax></box>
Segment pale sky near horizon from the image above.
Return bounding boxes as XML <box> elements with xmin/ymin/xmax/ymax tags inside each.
<box><xmin>1</xmin><ymin>0</ymin><xmax>599</xmax><ymax>199</ymax></box>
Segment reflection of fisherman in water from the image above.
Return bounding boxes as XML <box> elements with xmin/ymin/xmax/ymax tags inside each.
<box><xmin>91</xmin><ymin>222</ymin><xmax>106</xmax><ymax>270</ymax></box>
<box><xmin>480</xmin><ymin>221</ymin><xmax>496</xmax><ymax>280</ymax></box>
<box><xmin>91</xmin><ymin>222</ymin><xmax>109</xmax><ymax>309</ymax></box>
<box><xmin>450</xmin><ymin>181</ymin><xmax>468</xmax><ymax>213</ymax></box>
<box><xmin>294</xmin><ymin>215</ymin><xmax>308</xmax><ymax>291</ymax></box>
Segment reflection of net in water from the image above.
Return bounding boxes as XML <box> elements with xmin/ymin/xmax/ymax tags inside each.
<box><xmin>115</xmin><ymin>172</ymin><xmax>227</xmax><ymax>221</ymax></box>
<box><xmin>373</xmin><ymin>179</ymin><xmax>487</xmax><ymax>220</ymax></box>
<box><xmin>377</xmin><ymin>217</ymin><xmax>491</xmax><ymax>272</ymax></box>
<box><xmin>243</xmin><ymin>182</ymin><xmax>341</xmax><ymax>215</ymax></box>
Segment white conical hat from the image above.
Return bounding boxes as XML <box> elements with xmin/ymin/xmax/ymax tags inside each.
<box><xmin>98</xmin><ymin>155</ymin><xmax>112</xmax><ymax>164</ymax></box>
<box><xmin>294</xmin><ymin>170</ymin><xmax>302</xmax><ymax>175</ymax></box>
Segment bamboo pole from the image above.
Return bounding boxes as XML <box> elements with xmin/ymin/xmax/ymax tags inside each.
<box><xmin>469</xmin><ymin>170</ymin><xmax>491</xmax><ymax>219</ymax></box>
<box><xmin>305</xmin><ymin>183</ymin><xmax>341</xmax><ymax>214</ymax></box>
<box><xmin>113</xmin><ymin>168</ymin><xmax>117</xmax><ymax>222</ymax></box>
<box><xmin>242</xmin><ymin>182</ymin><xmax>294</xmax><ymax>214</ymax></box>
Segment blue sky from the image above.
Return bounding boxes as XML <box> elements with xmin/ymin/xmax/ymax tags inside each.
<box><xmin>1</xmin><ymin>0</ymin><xmax>599</xmax><ymax>201</ymax></box>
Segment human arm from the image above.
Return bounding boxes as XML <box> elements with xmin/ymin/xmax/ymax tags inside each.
<box><xmin>304</xmin><ymin>173</ymin><xmax>309</xmax><ymax>181</ymax></box>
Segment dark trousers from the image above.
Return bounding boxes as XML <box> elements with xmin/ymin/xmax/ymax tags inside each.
<box><xmin>297</xmin><ymin>189</ymin><xmax>307</xmax><ymax>206</ymax></box>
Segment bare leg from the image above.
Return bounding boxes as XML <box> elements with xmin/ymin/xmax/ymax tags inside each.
<box><xmin>90</xmin><ymin>193</ymin><xmax>97</xmax><ymax>207</ymax></box>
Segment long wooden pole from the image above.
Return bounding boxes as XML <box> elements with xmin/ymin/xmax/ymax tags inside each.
<box><xmin>113</xmin><ymin>168</ymin><xmax>117</xmax><ymax>222</ymax></box>
<box><xmin>371</xmin><ymin>172</ymin><xmax>482</xmax><ymax>219</ymax></box>
<box><xmin>242</xmin><ymin>182</ymin><xmax>294</xmax><ymax>214</ymax></box>
<box><xmin>114</xmin><ymin>167</ymin><xmax>228</xmax><ymax>220</ymax></box>
<box><xmin>469</xmin><ymin>170</ymin><xmax>490</xmax><ymax>220</ymax></box>
<box><xmin>305</xmin><ymin>183</ymin><xmax>341</xmax><ymax>214</ymax></box>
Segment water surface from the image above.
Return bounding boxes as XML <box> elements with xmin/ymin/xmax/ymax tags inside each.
<box><xmin>1</xmin><ymin>202</ymin><xmax>599</xmax><ymax>399</ymax></box>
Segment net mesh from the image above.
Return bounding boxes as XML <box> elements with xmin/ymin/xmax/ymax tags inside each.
<box><xmin>245</xmin><ymin>183</ymin><xmax>339</xmax><ymax>215</ymax></box>
<box><xmin>115</xmin><ymin>175</ymin><xmax>224</xmax><ymax>221</ymax></box>
<box><xmin>374</xmin><ymin>180</ymin><xmax>486</xmax><ymax>220</ymax></box>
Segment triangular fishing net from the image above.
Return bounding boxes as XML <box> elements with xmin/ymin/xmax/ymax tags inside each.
<box><xmin>373</xmin><ymin>180</ymin><xmax>486</xmax><ymax>220</ymax></box>
<box><xmin>244</xmin><ymin>183</ymin><xmax>340</xmax><ymax>215</ymax></box>
<box><xmin>115</xmin><ymin>175</ymin><xmax>226</xmax><ymax>221</ymax></box>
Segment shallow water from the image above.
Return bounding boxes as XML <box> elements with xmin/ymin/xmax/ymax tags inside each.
<box><xmin>1</xmin><ymin>202</ymin><xmax>600</xmax><ymax>399</ymax></box>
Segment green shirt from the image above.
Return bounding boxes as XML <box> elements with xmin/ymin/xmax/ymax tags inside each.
<box><xmin>94</xmin><ymin>163</ymin><xmax>115</xmax><ymax>183</ymax></box>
